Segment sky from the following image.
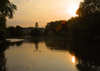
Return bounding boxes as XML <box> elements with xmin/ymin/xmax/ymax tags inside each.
<box><xmin>7</xmin><ymin>0</ymin><xmax>83</xmax><ymax>28</ymax></box>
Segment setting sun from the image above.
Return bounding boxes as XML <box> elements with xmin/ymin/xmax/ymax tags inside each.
<box><xmin>72</xmin><ymin>56</ymin><xmax>75</xmax><ymax>63</ymax></box>
<box><xmin>68</xmin><ymin>5</ymin><xmax>79</xmax><ymax>16</ymax></box>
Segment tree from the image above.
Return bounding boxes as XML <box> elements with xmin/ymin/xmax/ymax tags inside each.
<box><xmin>7</xmin><ymin>26</ymin><xmax>15</xmax><ymax>36</ymax></box>
<box><xmin>44</xmin><ymin>20</ymin><xmax>69</xmax><ymax>36</ymax></box>
<box><xmin>31</xmin><ymin>28</ymin><xmax>41</xmax><ymax>37</ymax></box>
<box><xmin>44</xmin><ymin>21</ymin><xmax>62</xmax><ymax>36</ymax></box>
<box><xmin>0</xmin><ymin>15</ymin><xmax>6</xmax><ymax>40</ymax></box>
<box><xmin>74</xmin><ymin>0</ymin><xmax>100</xmax><ymax>39</ymax></box>
<box><xmin>15</xmin><ymin>26</ymin><xmax>24</xmax><ymax>36</ymax></box>
<box><xmin>0</xmin><ymin>0</ymin><xmax>17</xmax><ymax>40</ymax></box>
<box><xmin>0</xmin><ymin>0</ymin><xmax>17</xmax><ymax>18</ymax></box>
<box><xmin>7</xmin><ymin>26</ymin><xmax>24</xmax><ymax>36</ymax></box>
<box><xmin>76</xmin><ymin>0</ymin><xmax>100</xmax><ymax>17</ymax></box>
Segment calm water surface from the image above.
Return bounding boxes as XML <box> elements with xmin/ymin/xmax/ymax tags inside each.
<box><xmin>1</xmin><ymin>37</ymin><xmax>100</xmax><ymax>71</ymax></box>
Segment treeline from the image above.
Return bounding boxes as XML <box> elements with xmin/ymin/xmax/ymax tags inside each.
<box><xmin>1</xmin><ymin>0</ymin><xmax>100</xmax><ymax>41</ymax></box>
<box><xmin>44</xmin><ymin>20</ymin><xmax>69</xmax><ymax>37</ymax></box>
<box><xmin>44</xmin><ymin>16</ymin><xmax>100</xmax><ymax>40</ymax></box>
<box><xmin>0</xmin><ymin>25</ymin><xmax>24</xmax><ymax>40</ymax></box>
<box><xmin>7</xmin><ymin>26</ymin><xmax>24</xmax><ymax>37</ymax></box>
<box><xmin>44</xmin><ymin>0</ymin><xmax>100</xmax><ymax>40</ymax></box>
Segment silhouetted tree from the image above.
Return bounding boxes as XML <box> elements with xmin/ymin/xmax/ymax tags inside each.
<box><xmin>0</xmin><ymin>0</ymin><xmax>17</xmax><ymax>40</ymax></box>
<box><xmin>76</xmin><ymin>0</ymin><xmax>100</xmax><ymax>17</ymax></box>
<box><xmin>0</xmin><ymin>15</ymin><xmax>6</xmax><ymax>40</ymax></box>
<box><xmin>7</xmin><ymin>26</ymin><xmax>24</xmax><ymax>36</ymax></box>
<box><xmin>0</xmin><ymin>0</ymin><xmax>17</xmax><ymax>18</ymax></box>
<box><xmin>7</xmin><ymin>26</ymin><xmax>15</xmax><ymax>36</ymax></box>
<box><xmin>15</xmin><ymin>26</ymin><xmax>24</xmax><ymax>36</ymax></box>
<box><xmin>71</xmin><ymin>0</ymin><xmax>100</xmax><ymax>39</ymax></box>
<box><xmin>44</xmin><ymin>20</ymin><xmax>69</xmax><ymax>37</ymax></box>
<box><xmin>31</xmin><ymin>28</ymin><xmax>41</xmax><ymax>37</ymax></box>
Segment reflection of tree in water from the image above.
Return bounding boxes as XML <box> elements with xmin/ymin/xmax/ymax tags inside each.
<box><xmin>0</xmin><ymin>52</ymin><xmax>7</xmax><ymax>71</ymax></box>
<box><xmin>0</xmin><ymin>41</ymin><xmax>10</xmax><ymax>71</ymax></box>
<box><xmin>69</xmin><ymin>41</ymin><xmax>100</xmax><ymax>71</ymax></box>
<box><xmin>16</xmin><ymin>41</ymin><xmax>23</xmax><ymax>46</ymax></box>
<box><xmin>10</xmin><ymin>41</ymin><xmax>23</xmax><ymax>47</ymax></box>
<box><xmin>44</xmin><ymin>38</ymin><xmax>70</xmax><ymax>51</ymax></box>
<box><xmin>31</xmin><ymin>37</ymin><xmax>43</xmax><ymax>51</ymax></box>
<box><xmin>44</xmin><ymin>38</ymin><xmax>100</xmax><ymax>71</ymax></box>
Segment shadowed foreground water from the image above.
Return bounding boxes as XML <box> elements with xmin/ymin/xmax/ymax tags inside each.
<box><xmin>1</xmin><ymin>37</ymin><xmax>100</xmax><ymax>71</ymax></box>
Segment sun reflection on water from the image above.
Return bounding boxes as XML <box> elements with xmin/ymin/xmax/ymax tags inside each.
<box><xmin>72</xmin><ymin>56</ymin><xmax>75</xmax><ymax>63</ymax></box>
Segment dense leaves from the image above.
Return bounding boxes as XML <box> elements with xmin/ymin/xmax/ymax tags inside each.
<box><xmin>76</xmin><ymin>0</ymin><xmax>100</xmax><ymax>17</ymax></box>
<box><xmin>0</xmin><ymin>0</ymin><xmax>17</xmax><ymax>18</ymax></box>
<box><xmin>0</xmin><ymin>0</ymin><xmax>17</xmax><ymax>41</ymax></box>
<box><xmin>44</xmin><ymin>0</ymin><xmax>100</xmax><ymax>40</ymax></box>
<box><xmin>31</xmin><ymin>28</ymin><xmax>41</xmax><ymax>37</ymax></box>
<box><xmin>0</xmin><ymin>15</ymin><xmax>6</xmax><ymax>40</ymax></box>
<box><xmin>44</xmin><ymin>20</ymin><xmax>69</xmax><ymax>37</ymax></box>
<box><xmin>7</xmin><ymin>26</ymin><xmax>24</xmax><ymax>36</ymax></box>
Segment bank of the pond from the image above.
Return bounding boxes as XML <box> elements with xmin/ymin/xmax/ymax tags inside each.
<box><xmin>6</xmin><ymin>36</ymin><xmax>100</xmax><ymax>42</ymax></box>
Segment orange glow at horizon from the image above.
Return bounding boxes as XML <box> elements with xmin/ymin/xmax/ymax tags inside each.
<box><xmin>7</xmin><ymin>0</ymin><xmax>82</xmax><ymax>27</ymax></box>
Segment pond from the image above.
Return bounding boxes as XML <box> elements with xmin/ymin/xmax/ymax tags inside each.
<box><xmin>1</xmin><ymin>37</ymin><xmax>100</xmax><ymax>71</ymax></box>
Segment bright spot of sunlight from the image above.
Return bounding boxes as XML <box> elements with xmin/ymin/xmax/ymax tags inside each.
<box><xmin>72</xmin><ymin>56</ymin><xmax>75</xmax><ymax>63</ymax></box>
<box><xmin>67</xmin><ymin>5</ymin><xmax>79</xmax><ymax>16</ymax></box>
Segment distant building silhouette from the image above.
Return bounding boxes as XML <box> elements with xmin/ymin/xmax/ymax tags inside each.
<box><xmin>35</xmin><ymin>22</ymin><xmax>38</xmax><ymax>28</ymax></box>
<box><xmin>22</xmin><ymin>27</ymin><xmax>44</xmax><ymax>35</ymax></box>
<box><xmin>38</xmin><ymin>28</ymin><xmax>44</xmax><ymax>33</ymax></box>
<box><xmin>22</xmin><ymin>27</ymin><xmax>34</xmax><ymax>35</ymax></box>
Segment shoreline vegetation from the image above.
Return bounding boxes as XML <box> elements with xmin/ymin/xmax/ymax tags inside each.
<box><xmin>1</xmin><ymin>35</ymin><xmax>100</xmax><ymax>71</ymax></box>
<box><xmin>6</xmin><ymin>36</ymin><xmax>100</xmax><ymax>42</ymax></box>
<box><xmin>1</xmin><ymin>0</ymin><xmax>100</xmax><ymax>43</ymax></box>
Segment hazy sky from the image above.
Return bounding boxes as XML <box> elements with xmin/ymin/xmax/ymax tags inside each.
<box><xmin>7</xmin><ymin>0</ymin><xmax>83</xmax><ymax>28</ymax></box>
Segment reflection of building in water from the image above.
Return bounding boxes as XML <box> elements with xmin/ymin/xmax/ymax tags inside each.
<box><xmin>22</xmin><ymin>27</ymin><xmax>34</xmax><ymax>35</ymax></box>
<box><xmin>72</xmin><ymin>56</ymin><xmax>75</xmax><ymax>63</ymax></box>
<box><xmin>35</xmin><ymin>43</ymin><xmax>38</xmax><ymax>51</ymax></box>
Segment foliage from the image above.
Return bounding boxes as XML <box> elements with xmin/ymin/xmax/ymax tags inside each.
<box><xmin>76</xmin><ymin>0</ymin><xmax>100</xmax><ymax>17</ymax></box>
<box><xmin>70</xmin><ymin>0</ymin><xmax>100</xmax><ymax>40</ymax></box>
<box><xmin>68</xmin><ymin>16</ymin><xmax>100</xmax><ymax>40</ymax></box>
<box><xmin>44</xmin><ymin>7</ymin><xmax>100</xmax><ymax>39</ymax></box>
<box><xmin>44</xmin><ymin>20</ymin><xmax>69</xmax><ymax>37</ymax></box>
<box><xmin>15</xmin><ymin>26</ymin><xmax>24</xmax><ymax>36</ymax></box>
<box><xmin>31</xmin><ymin>28</ymin><xmax>41</xmax><ymax>37</ymax></box>
<box><xmin>5</xmin><ymin>29</ymin><xmax>11</xmax><ymax>38</ymax></box>
<box><xmin>0</xmin><ymin>0</ymin><xmax>17</xmax><ymax>18</ymax></box>
<box><xmin>0</xmin><ymin>15</ymin><xmax>6</xmax><ymax>40</ymax></box>
<box><xmin>0</xmin><ymin>0</ymin><xmax>17</xmax><ymax>40</ymax></box>
<box><xmin>7</xmin><ymin>26</ymin><xmax>24</xmax><ymax>36</ymax></box>
<box><xmin>44</xmin><ymin>21</ymin><xmax>60</xmax><ymax>35</ymax></box>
